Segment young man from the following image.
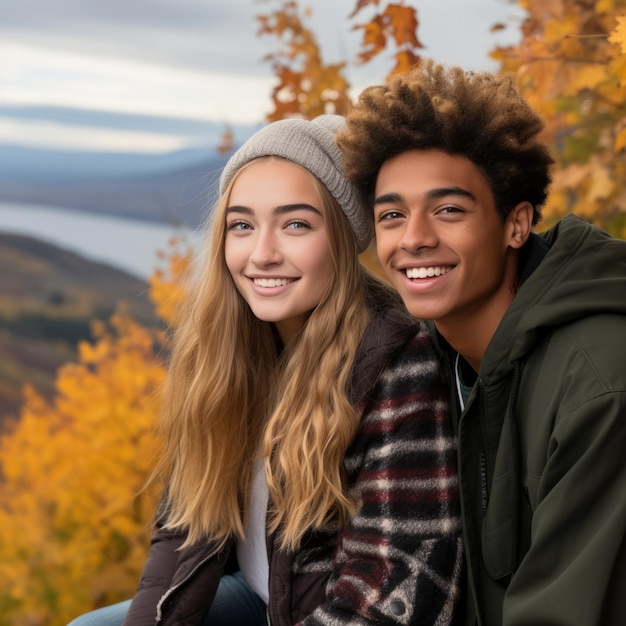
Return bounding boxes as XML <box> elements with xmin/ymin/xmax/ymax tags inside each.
<box><xmin>337</xmin><ymin>59</ymin><xmax>626</xmax><ymax>625</ymax></box>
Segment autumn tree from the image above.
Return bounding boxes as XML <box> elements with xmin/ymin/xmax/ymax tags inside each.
<box><xmin>257</xmin><ymin>0</ymin><xmax>354</xmax><ymax>119</ymax></box>
<box><xmin>0</xmin><ymin>313</ymin><xmax>162</xmax><ymax>624</ymax></box>
<box><xmin>492</xmin><ymin>0</ymin><xmax>626</xmax><ymax>237</ymax></box>
<box><xmin>0</xmin><ymin>247</ymin><xmax>191</xmax><ymax>625</ymax></box>
<box><xmin>257</xmin><ymin>0</ymin><xmax>424</xmax><ymax>121</ymax></box>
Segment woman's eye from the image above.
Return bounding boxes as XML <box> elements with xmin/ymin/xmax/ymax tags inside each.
<box><xmin>285</xmin><ymin>220</ymin><xmax>311</xmax><ymax>230</ymax></box>
<box><xmin>226</xmin><ymin>220</ymin><xmax>252</xmax><ymax>231</ymax></box>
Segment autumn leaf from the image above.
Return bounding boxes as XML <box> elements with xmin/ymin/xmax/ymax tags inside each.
<box><xmin>608</xmin><ymin>15</ymin><xmax>626</xmax><ymax>53</ymax></box>
<box><xmin>355</xmin><ymin>15</ymin><xmax>387</xmax><ymax>64</ymax></box>
<box><xmin>352</xmin><ymin>2</ymin><xmax>423</xmax><ymax>76</ymax></box>
<box><xmin>614</xmin><ymin>126</ymin><xmax>626</xmax><ymax>152</ymax></box>
<box><xmin>257</xmin><ymin>0</ymin><xmax>352</xmax><ymax>120</ymax></box>
<box><xmin>386</xmin><ymin>4</ymin><xmax>422</xmax><ymax>48</ymax></box>
<box><xmin>349</xmin><ymin>0</ymin><xmax>380</xmax><ymax>19</ymax></box>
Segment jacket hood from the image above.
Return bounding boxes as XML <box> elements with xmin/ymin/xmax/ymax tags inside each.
<box><xmin>483</xmin><ymin>214</ymin><xmax>626</xmax><ymax>379</ymax></box>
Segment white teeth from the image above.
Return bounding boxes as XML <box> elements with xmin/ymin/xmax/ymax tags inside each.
<box><xmin>405</xmin><ymin>266</ymin><xmax>451</xmax><ymax>279</ymax></box>
<box><xmin>254</xmin><ymin>277</ymin><xmax>290</xmax><ymax>287</ymax></box>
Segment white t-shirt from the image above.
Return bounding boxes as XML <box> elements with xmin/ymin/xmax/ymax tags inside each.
<box><xmin>236</xmin><ymin>459</ymin><xmax>270</xmax><ymax>604</ymax></box>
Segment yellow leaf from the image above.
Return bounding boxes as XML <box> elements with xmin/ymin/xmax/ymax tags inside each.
<box><xmin>597</xmin><ymin>0</ymin><xmax>616</xmax><ymax>13</ymax></box>
<box><xmin>608</xmin><ymin>15</ymin><xmax>626</xmax><ymax>53</ymax></box>
<box><xmin>561</xmin><ymin>63</ymin><xmax>608</xmax><ymax>95</ymax></box>
<box><xmin>615</xmin><ymin>127</ymin><xmax>626</xmax><ymax>152</ymax></box>
<box><xmin>588</xmin><ymin>166</ymin><xmax>615</xmax><ymax>202</ymax></box>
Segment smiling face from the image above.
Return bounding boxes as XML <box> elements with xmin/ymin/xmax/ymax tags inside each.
<box><xmin>374</xmin><ymin>149</ymin><xmax>527</xmax><ymax>362</ymax></box>
<box><xmin>224</xmin><ymin>158</ymin><xmax>334</xmax><ymax>345</ymax></box>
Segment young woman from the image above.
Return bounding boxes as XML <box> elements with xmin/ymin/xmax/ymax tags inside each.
<box><xmin>68</xmin><ymin>115</ymin><xmax>463</xmax><ymax>626</ymax></box>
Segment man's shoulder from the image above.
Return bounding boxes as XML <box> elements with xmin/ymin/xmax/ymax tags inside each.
<box><xmin>523</xmin><ymin>312</ymin><xmax>626</xmax><ymax>408</ymax></box>
<box><xmin>541</xmin><ymin>312</ymin><xmax>626</xmax><ymax>369</ymax></box>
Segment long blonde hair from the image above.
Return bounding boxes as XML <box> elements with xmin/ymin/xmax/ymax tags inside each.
<box><xmin>153</xmin><ymin>158</ymin><xmax>373</xmax><ymax>550</ymax></box>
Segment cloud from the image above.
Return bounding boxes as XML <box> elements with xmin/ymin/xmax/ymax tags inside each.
<box><xmin>0</xmin><ymin>0</ymin><xmax>271</xmax><ymax>75</ymax></box>
<box><xmin>1</xmin><ymin>0</ymin><xmax>525</xmax><ymax>154</ymax></box>
<box><xmin>1</xmin><ymin>41</ymin><xmax>274</xmax><ymax>123</ymax></box>
<box><xmin>0</xmin><ymin>117</ymin><xmax>206</xmax><ymax>153</ymax></box>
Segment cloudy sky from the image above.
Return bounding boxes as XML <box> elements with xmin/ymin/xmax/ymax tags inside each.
<box><xmin>1</xmin><ymin>0</ymin><xmax>526</xmax><ymax>154</ymax></box>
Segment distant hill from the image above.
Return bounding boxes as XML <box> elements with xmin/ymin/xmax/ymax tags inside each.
<box><xmin>0</xmin><ymin>143</ymin><xmax>227</xmax><ymax>182</ymax></box>
<box><xmin>0</xmin><ymin>155</ymin><xmax>229</xmax><ymax>228</ymax></box>
<box><xmin>0</xmin><ymin>113</ymin><xmax>261</xmax><ymax>228</ymax></box>
<box><xmin>0</xmin><ymin>233</ymin><xmax>161</xmax><ymax>425</ymax></box>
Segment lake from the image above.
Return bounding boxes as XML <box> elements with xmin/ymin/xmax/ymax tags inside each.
<box><xmin>0</xmin><ymin>201</ymin><xmax>200</xmax><ymax>279</ymax></box>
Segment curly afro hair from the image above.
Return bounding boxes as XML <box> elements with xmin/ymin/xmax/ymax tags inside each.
<box><xmin>337</xmin><ymin>59</ymin><xmax>555</xmax><ymax>225</ymax></box>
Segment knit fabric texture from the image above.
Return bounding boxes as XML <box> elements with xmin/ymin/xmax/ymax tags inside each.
<box><xmin>219</xmin><ymin>115</ymin><xmax>373</xmax><ymax>252</ymax></box>
<box><xmin>291</xmin><ymin>321</ymin><xmax>464</xmax><ymax>625</ymax></box>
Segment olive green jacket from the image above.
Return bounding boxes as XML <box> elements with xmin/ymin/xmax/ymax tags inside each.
<box><xmin>439</xmin><ymin>215</ymin><xmax>626</xmax><ymax>625</ymax></box>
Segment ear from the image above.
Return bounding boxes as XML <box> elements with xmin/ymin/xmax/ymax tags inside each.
<box><xmin>506</xmin><ymin>201</ymin><xmax>533</xmax><ymax>249</ymax></box>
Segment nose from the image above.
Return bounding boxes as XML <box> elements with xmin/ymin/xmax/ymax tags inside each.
<box><xmin>399</xmin><ymin>211</ymin><xmax>438</xmax><ymax>252</ymax></box>
<box><xmin>249</xmin><ymin>229</ymin><xmax>282</xmax><ymax>267</ymax></box>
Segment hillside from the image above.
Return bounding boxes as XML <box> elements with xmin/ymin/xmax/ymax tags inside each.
<box><xmin>0</xmin><ymin>156</ymin><xmax>228</xmax><ymax>229</ymax></box>
<box><xmin>0</xmin><ymin>233</ymin><xmax>160</xmax><ymax>425</ymax></box>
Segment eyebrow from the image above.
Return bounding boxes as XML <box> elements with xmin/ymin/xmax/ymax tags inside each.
<box><xmin>225</xmin><ymin>203</ymin><xmax>323</xmax><ymax>217</ymax></box>
<box><xmin>374</xmin><ymin>186</ymin><xmax>477</xmax><ymax>206</ymax></box>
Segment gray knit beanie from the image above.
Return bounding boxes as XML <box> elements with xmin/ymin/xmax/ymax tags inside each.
<box><xmin>219</xmin><ymin>114</ymin><xmax>372</xmax><ymax>252</ymax></box>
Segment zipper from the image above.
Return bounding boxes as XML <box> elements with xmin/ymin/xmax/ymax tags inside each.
<box><xmin>479</xmin><ymin>444</ymin><xmax>488</xmax><ymax>514</ymax></box>
<box><xmin>155</xmin><ymin>545</ymin><xmax>222</xmax><ymax>623</ymax></box>
<box><xmin>456</xmin><ymin>355</ymin><xmax>488</xmax><ymax>513</ymax></box>
<box><xmin>477</xmin><ymin>378</ymin><xmax>489</xmax><ymax>513</ymax></box>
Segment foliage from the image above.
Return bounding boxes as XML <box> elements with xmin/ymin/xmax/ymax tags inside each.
<box><xmin>148</xmin><ymin>237</ymin><xmax>193</xmax><ymax>328</ymax></box>
<box><xmin>257</xmin><ymin>0</ymin><xmax>354</xmax><ymax>120</ymax></box>
<box><xmin>492</xmin><ymin>0</ymin><xmax>626</xmax><ymax>237</ymax></box>
<box><xmin>256</xmin><ymin>0</ymin><xmax>423</xmax><ymax>121</ymax></box>
<box><xmin>0</xmin><ymin>251</ymin><xmax>186</xmax><ymax>624</ymax></box>
<box><xmin>349</xmin><ymin>0</ymin><xmax>424</xmax><ymax>76</ymax></box>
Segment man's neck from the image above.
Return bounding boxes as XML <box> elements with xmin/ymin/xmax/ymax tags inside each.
<box><xmin>436</xmin><ymin>285</ymin><xmax>517</xmax><ymax>373</ymax></box>
<box><xmin>437</xmin><ymin>248</ymin><xmax>525</xmax><ymax>372</ymax></box>
<box><xmin>437</xmin><ymin>316</ymin><xmax>498</xmax><ymax>373</ymax></box>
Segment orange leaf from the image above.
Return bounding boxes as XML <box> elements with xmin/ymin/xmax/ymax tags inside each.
<box><xmin>386</xmin><ymin>4</ymin><xmax>422</xmax><ymax>48</ymax></box>
<box><xmin>390</xmin><ymin>49</ymin><xmax>421</xmax><ymax>77</ymax></box>
<box><xmin>356</xmin><ymin>16</ymin><xmax>387</xmax><ymax>62</ymax></box>
<box><xmin>349</xmin><ymin>0</ymin><xmax>380</xmax><ymax>19</ymax></box>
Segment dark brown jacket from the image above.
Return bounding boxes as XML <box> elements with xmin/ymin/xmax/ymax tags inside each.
<box><xmin>124</xmin><ymin>309</ymin><xmax>463</xmax><ymax>625</ymax></box>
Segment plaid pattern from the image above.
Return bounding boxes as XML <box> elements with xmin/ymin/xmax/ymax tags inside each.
<box><xmin>296</xmin><ymin>324</ymin><xmax>463</xmax><ymax>625</ymax></box>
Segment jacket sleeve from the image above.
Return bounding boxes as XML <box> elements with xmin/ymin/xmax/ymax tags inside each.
<box><xmin>503</xmin><ymin>390</ymin><xmax>626</xmax><ymax>626</ymax></box>
<box><xmin>123</xmin><ymin>507</ymin><xmax>232</xmax><ymax>626</ymax></box>
<box><xmin>298</xmin><ymin>332</ymin><xmax>464</xmax><ymax>626</ymax></box>
<box><xmin>122</xmin><ymin>507</ymin><xmax>187</xmax><ymax>626</ymax></box>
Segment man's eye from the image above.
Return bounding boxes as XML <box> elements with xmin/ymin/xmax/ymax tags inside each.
<box><xmin>438</xmin><ymin>205</ymin><xmax>463</xmax><ymax>215</ymax></box>
<box><xmin>378</xmin><ymin>210</ymin><xmax>403</xmax><ymax>221</ymax></box>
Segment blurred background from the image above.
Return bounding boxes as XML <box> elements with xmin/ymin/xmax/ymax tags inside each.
<box><xmin>1</xmin><ymin>1</ymin><xmax>624</xmax><ymax>623</ymax></box>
